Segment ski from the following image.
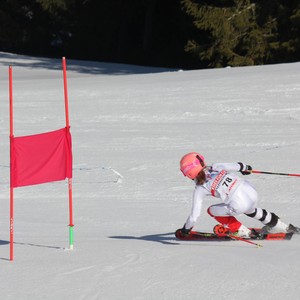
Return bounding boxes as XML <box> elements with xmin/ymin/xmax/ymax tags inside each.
<box><xmin>175</xmin><ymin>229</ymin><xmax>232</xmax><ymax>241</ymax></box>
<box><xmin>213</xmin><ymin>224</ymin><xmax>295</xmax><ymax>240</ymax></box>
<box><xmin>175</xmin><ymin>229</ymin><xmax>294</xmax><ymax>241</ymax></box>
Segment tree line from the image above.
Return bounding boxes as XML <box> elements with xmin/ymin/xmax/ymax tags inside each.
<box><xmin>0</xmin><ymin>0</ymin><xmax>299</xmax><ymax>69</ymax></box>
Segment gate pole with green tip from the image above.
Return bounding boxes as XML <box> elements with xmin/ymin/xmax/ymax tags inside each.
<box><xmin>9</xmin><ymin>66</ymin><xmax>14</xmax><ymax>261</ymax></box>
<box><xmin>62</xmin><ymin>57</ymin><xmax>74</xmax><ymax>250</ymax></box>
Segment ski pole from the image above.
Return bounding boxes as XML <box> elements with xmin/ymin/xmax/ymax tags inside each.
<box><xmin>229</xmin><ymin>234</ymin><xmax>263</xmax><ymax>248</ymax></box>
<box><xmin>252</xmin><ymin>170</ymin><xmax>300</xmax><ymax>177</ymax></box>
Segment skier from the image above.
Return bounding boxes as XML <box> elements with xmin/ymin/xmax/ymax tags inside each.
<box><xmin>178</xmin><ymin>152</ymin><xmax>299</xmax><ymax>239</ymax></box>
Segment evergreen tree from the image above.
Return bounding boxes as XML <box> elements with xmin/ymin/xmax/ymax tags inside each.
<box><xmin>253</xmin><ymin>0</ymin><xmax>300</xmax><ymax>64</ymax></box>
<box><xmin>1</xmin><ymin>0</ymin><xmax>298</xmax><ymax>68</ymax></box>
<box><xmin>288</xmin><ymin>3</ymin><xmax>300</xmax><ymax>61</ymax></box>
<box><xmin>0</xmin><ymin>0</ymin><xmax>73</xmax><ymax>57</ymax></box>
<box><xmin>181</xmin><ymin>0</ymin><xmax>277</xmax><ymax>67</ymax></box>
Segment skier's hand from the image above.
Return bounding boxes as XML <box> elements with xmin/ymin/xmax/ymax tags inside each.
<box><xmin>179</xmin><ymin>226</ymin><xmax>192</xmax><ymax>237</ymax></box>
<box><xmin>238</xmin><ymin>162</ymin><xmax>252</xmax><ymax>175</ymax></box>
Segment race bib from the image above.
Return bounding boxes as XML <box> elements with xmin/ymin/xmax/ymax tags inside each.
<box><xmin>210</xmin><ymin>170</ymin><xmax>238</xmax><ymax>197</ymax></box>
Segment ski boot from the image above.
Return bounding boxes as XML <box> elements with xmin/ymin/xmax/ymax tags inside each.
<box><xmin>213</xmin><ymin>224</ymin><xmax>260</xmax><ymax>239</ymax></box>
<box><xmin>287</xmin><ymin>224</ymin><xmax>300</xmax><ymax>234</ymax></box>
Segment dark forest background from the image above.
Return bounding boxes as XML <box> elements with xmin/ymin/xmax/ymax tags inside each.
<box><xmin>0</xmin><ymin>0</ymin><xmax>299</xmax><ymax>69</ymax></box>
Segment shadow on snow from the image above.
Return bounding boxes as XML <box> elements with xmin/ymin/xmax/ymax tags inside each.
<box><xmin>109</xmin><ymin>232</ymin><xmax>180</xmax><ymax>245</ymax></box>
<box><xmin>0</xmin><ymin>52</ymin><xmax>174</xmax><ymax>75</ymax></box>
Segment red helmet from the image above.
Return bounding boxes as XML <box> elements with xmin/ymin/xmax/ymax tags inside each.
<box><xmin>180</xmin><ymin>152</ymin><xmax>206</xmax><ymax>180</ymax></box>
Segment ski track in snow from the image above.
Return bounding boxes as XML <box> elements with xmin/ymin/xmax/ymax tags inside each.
<box><xmin>0</xmin><ymin>52</ymin><xmax>300</xmax><ymax>300</ymax></box>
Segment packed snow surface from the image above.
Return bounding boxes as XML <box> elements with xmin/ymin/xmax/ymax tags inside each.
<box><xmin>0</xmin><ymin>52</ymin><xmax>299</xmax><ymax>299</ymax></box>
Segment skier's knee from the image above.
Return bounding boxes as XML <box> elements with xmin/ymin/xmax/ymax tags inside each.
<box><xmin>207</xmin><ymin>207</ymin><xmax>214</xmax><ymax>217</ymax></box>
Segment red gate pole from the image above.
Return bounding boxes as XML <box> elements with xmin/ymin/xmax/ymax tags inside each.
<box><xmin>62</xmin><ymin>57</ymin><xmax>74</xmax><ymax>250</ymax></box>
<box><xmin>9</xmin><ymin>66</ymin><xmax>14</xmax><ymax>261</ymax></box>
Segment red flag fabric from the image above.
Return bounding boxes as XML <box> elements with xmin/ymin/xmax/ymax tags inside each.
<box><xmin>11</xmin><ymin>127</ymin><xmax>72</xmax><ymax>188</ymax></box>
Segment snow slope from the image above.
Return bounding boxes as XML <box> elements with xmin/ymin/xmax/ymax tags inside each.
<box><xmin>0</xmin><ymin>52</ymin><xmax>299</xmax><ymax>300</ymax></box>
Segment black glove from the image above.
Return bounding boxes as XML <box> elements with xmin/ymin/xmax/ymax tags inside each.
<box><xmin>180</xmin><ymin>226</ymin><xmax>192</xmax><ymax>237</ymax></box>
<box><xmin>238</xmin><ymin>162</ymin><xmax>252</xmax><ymax>175</ymax></box>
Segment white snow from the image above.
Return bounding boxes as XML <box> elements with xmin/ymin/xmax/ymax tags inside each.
<box><xmin>0</xmin><ymin>52</ymin><xmax>300</xmax><ymax>300</ymax></box>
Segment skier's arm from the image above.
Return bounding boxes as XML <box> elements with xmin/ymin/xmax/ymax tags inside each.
<box><xmin>184</xmin><ymin>186</ymin><xmax>207</xmax><ymax>230</ymax></box>
<box><xmin>212</xmin><ymin>162</ymin><xmax>252</xmax><ymax>175</ymax></box>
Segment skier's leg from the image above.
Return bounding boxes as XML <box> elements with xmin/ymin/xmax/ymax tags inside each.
<box><xmin>207</xmin><ymin>204</ymin><xmax>242</xmax><ymax>232</ymax></box>
<box><xmin>245</xmin><ymin>208</ymin><xmax>278</xmax><ymax>226</ymax></box>
<box><xmin>237</xmin><ymin>182</ymin><xmax>290</xmax><ymax>232</ymax></box>
<box><xmin>208</xmin><ymin>181</ymin><xmax>258</xmax><ymax>234</ymax></box>
<box><xmin>245</xmin><ymin>208</ymin><xmax>289</xmax><ymax>232</ymax></box>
